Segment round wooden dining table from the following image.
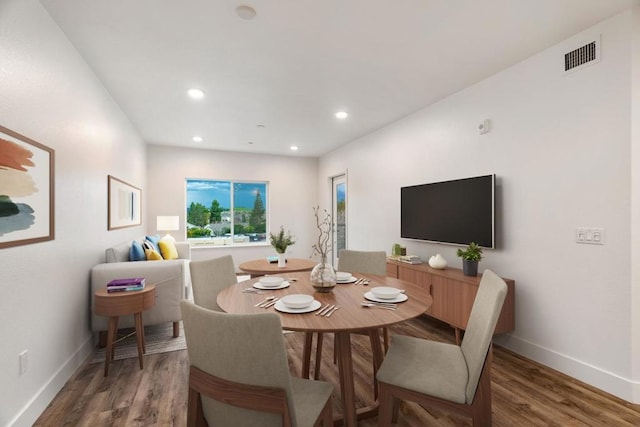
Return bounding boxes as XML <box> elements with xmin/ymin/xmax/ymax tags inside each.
<box><xmin>238</xmin><ymin>257</ymin><xmax>317</xmax><ymax>278</ymax></box>
<box><xmin>217</xmin><ymin>272</ymin><xmax>432</xmax><ymax>427</ymax></box>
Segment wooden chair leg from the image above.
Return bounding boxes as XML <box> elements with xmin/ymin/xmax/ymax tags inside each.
<box><xmin>369</xmin><ymin>329</ymin><xmax>384</xmax><ymax>400</ymax></box>
<box><xmin>383</xmin><ymin>327</ymin><xmax>390</xmax><ymax>353</ymax></box>
<box><xmin>314</xmin><ymin>332</ymin><xmax>324</xmax><ymax>380</ymax></box>
<box><xmin>187</xmin><ymin>387</ymin><xmax>207</xmax><ymax>427</ymax></box>
<box><xmin>317</xmin><ymin>396</ymin><xmax>333</xmax><ymax>426</ymax></box>
<box><xmin>173</xmin><ymin>321</ymin><xmax>180</xmax><ymax>338</ymax></box>
<box><xmin>470</xmin><ymin>347</ymin><xmax>493</xmax><ymax>427</ymax></box>
<box><xmin>392</xmin><ymin>397</ymin><xmax>400</xmax><ymax>423</ymax></box>
<box><xmin>377</xmin><ymin>383</ymin><xmax>395</xmax><ymax>426</ymax></box>
<box><xmin>302</xmin><ymin>332</ymin><xmax>314</xmax><ymax>378</ymax></box>
<box><xmin>98</xmin><ymin>330</ymin><xmax>107</xmax><ymax>348</ymax></box>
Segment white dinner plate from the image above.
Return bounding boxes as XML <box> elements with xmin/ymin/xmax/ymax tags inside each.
<box><xmin>274</xmin><ymin>299</ymin><xmax>322</xmax><ymax>314</ymax></box>
<box><xmin>259</xmin><ymin>276</ymin><xmax>285</xmax><ymax>286</ymax></box>
<box><xmin>253</xmin><ymin>281</ymin><xmax>290</xmax><ymax>290</ymax></box>
<box><xmin>364</xmin><ymin>291</ymin><xmax>408</xmax><ymax>304</ymax></box>
<box><xmin>337</xmin><ymin>276</ymin><xmax>357</xmax><ymax>284</ymax></box>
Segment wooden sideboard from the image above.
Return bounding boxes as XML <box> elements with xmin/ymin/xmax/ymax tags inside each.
<box><xmin>386</xmin><ymin>259</ymin><xmax>515</xmax><ymax>342</ymax></box>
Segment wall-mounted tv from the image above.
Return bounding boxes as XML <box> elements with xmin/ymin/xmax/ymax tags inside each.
<box><xmin>400</xmin><ymin>174</ymin><xmax>495</xmax><ymax>248</ymax></box>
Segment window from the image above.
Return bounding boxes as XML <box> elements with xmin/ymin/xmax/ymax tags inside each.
<box><xmin>186</xmin><ymin>179</ymin><xmax>268</xmax><ymax>247</ymax></box>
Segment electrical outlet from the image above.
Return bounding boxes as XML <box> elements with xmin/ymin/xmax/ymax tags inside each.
<box><xmin>576</xmin><ymin>227</ymin><xmax>605</xmax><ymax>245</ymax></box>
<box><xmin>478</xmin><ymin>119</ymin><xmax>490</xmax><ymax>135</ymax></box>
<box><xmin>19</xmin><ymin>350</ymin><xmax>28</xmax><ymax>375</ymax></box>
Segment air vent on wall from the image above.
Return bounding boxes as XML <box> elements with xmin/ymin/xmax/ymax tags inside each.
<box><xmin>564</xmin><ymin>39</ymin><xmax>599</xmax><ymax>72</ymax></box>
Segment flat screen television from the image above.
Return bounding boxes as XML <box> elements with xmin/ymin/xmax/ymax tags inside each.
<box><xmin>400</xmin><ymin>174</ymin><xmax>495</xmax><ymax>248</ymax></box>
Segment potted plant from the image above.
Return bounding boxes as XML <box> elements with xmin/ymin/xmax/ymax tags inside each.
<box><xmin>456</xmin><ymin>242</ymin><xmax>483</xmax><ymax>276</ymax></box>
<box><xmin>269</xmin><ymin>226</ymin><xmax>295</xmax><ymax>267</ymax></box>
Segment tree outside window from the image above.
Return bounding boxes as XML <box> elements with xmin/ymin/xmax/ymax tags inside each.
<box><xmin>186</xmin><ymin>179</ymin><xmax>268</xmax><ymax>246</ymax></box>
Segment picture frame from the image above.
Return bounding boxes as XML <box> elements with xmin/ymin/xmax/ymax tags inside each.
<box><xmin>108</xmin><ymin>175</ymin><xmax>142</xmax><ymax>230</ymax></box>
<box><xmin>0</xmin><ymin>125</ymin><xmax>55</xmax><ymax>249</ymax></box>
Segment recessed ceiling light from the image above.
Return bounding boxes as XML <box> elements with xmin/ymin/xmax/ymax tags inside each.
<box><xmin>290</xmin><ymin>145</ymin><xmax>299</xmax><ymax>151</ymax></box>
<box><xmin>335</xmin><ymin>111</ymin><xmax>348</xmax><ymax>119</ymax></box>
<box><xmin>236</xmin><ymin>5</ymin><xmax>257</xmax><ymax>20</ymax></box>
<box><xmin>187</xmin><ymin>88</ymin><xmax>205</xmax><ymax>99</ymax></box>
<box><xmin>192</xmin><ymin>136</ymin><xmax>203</xmax><ymax>142</ymax></box>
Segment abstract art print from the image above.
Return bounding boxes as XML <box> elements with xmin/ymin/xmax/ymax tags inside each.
<box><xmin>0</xmin><ymin>125</ymin><xmax>55</xmax><ymax>249</ymax></box>
<box><xmin>108</xmin><ymin>175</ymin><xmax>141</xmax><ymax>230</ymax></box>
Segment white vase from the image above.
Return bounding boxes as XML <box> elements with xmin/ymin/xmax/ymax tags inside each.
<box><xmin>428</xmin><ymin>253</ymin><xmax>447</xmax><ymax>269</ymax></box>
<box><xmin>277</xmin><ymin>253</ymin><xmax>286</xmax><ymax>268</ymax></box>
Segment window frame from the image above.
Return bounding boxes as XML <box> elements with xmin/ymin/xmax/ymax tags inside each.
<box><xmin>185</xmin><ymin>178</ymin><xmax>269</xmax><ymax>248</ymax></box>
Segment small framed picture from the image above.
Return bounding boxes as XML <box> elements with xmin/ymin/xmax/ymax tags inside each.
<box><xmin>108</xmin><ymin>175</ymin><xmax>141</xmax><ymax>230</ymax></box>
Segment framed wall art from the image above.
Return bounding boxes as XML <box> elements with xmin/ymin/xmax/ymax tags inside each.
<box><xmin>0</xmin><ymin>125</ymin><xmax>55</xmax><ymax>249</ymax></box>
<box><xmin>108</xmin><ymin>175</ymin><xmax>142</xmax><ymax>230</ymax></box>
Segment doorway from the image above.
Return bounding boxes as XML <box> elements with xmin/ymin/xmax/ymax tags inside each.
<box><xmin>332</xmin><ymin>174</ymin><xmax>346</xmax><ymax>266</ymax></box>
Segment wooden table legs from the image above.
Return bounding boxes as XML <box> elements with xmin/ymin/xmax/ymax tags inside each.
<box><xmin>335</xmin><ymin>332</ymin><xmax>357</xmax><ymax>426</ymax></box>
<box><xmin>104</xmin><ymin>316</ymin><xmax>118</xmax><ymax>377</ymax></box>
<box><xmin>103</xmin><ymin>312</ymin><xmax>146</xmax><ymax>377</ymax></box>
<box><xmin>332</xmin><ymin>330</ymin><xmax>384</xmax><ymax>427</ymax></box>
<box><xmin>301</xmin><ymin>329</ymin><xmax>385</xmax><ymax>426</ymax></box>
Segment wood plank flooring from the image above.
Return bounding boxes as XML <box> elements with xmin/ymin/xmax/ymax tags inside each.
<box><xmin>34</xmin><ymin>315</ymin><xmax>640</xmax><ymax>426</ymax></box>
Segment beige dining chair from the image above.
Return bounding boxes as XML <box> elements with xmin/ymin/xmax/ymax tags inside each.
<box><xmin>180</xmin><ymin>301</ymin><xmax>334</xmax><ymax>427</ymax></box>
<box><xmin>376</xmin><ymin>269</ymin><xmax>508</xmax><ymax>426</ymax></box>
<box><xmin>189</xmin><ymin>255</ymin><xmax>237</xmax><ymax>311</ymax></box>
<box><xmin>307</xmin><ymin>249</ymin><xmax>387</xmax><ymax>384</ymax></box>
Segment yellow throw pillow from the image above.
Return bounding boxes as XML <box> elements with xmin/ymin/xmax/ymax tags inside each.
<box><xmin>145</xmin><ymin>248</ymin><xmax>163</xmax><ymax>260</ymax></box>
<box><xmin>159</xmin><ymin>238</ymin><xmax>179</xmax><ymax>260</ymax></box>
<box><xmin>142</xmin><ymin>240</ymin><xmax>163</xmax><ymax>260</ymax></box>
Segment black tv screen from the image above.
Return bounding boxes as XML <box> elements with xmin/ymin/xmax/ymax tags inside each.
<box><xmin>401</xmin><ymin>174</ymin><xmax>495</xmax><ymax>248</ymax></box>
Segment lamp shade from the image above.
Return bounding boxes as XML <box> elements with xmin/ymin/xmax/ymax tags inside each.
<box><xmin>157</xmin><ymin>215</ymin><xmax>180</xmax><ymax>231</ymax></box>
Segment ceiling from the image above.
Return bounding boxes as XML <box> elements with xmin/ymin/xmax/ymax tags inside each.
<box><xmin>41</xmin><ymin>0</ymin><xmax>637</xmax><ymax>157</ymax></box>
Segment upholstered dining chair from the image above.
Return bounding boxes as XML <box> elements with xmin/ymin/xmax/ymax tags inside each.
<box><xmin>189</xmin><ymin>255</ymin><xmax>237</xmax><ymax>311</ymax></box>
<box><xmin>307</xmin><ymin>249</ymin><xmax>387</xmax><ymax>383</ymax></box>
<box><xmin>337</xmin><ymin>249</ymin><xmax>387</xmax><ymax>276</ymax></box>
<box><xmin>376</xmin><ymin>269</ymin><xmax>508</xmax><ymax>427</ymax></box>
<box><xmin>180</xmin><ymin>301</ymin><xmax>334</xmax><ymax>427</ymax></box>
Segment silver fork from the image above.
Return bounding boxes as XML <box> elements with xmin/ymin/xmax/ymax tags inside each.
<box><xmin>254</xmin><ymin>296</ymin><xmax>275</xmax><ymax>307</ymax></box>
<box><xmin>361</xmin><ymin>302</ymin><xmax>396</xmax><ymax>310</ymax></box>
<box><xmin>316</xmin><ymin>304</ymin><xmax>334</xmax><ymax>316</ymax></box>
<box><xmin>364</xmin><ymin>300</ymin><xmax>397</xmax><ymax>308</ymax></box>
<box><xmin>261</xmin><ymin>297</ymin><xmax>279</xmax><ymax>308</ymax></box>
<box><xmin>324</xmin><ymin>306</ymin><xmax>340</xmax><ymax>317</ymax></box>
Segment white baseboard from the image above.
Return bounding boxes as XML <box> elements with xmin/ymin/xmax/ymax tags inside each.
<box><xmin>496</xmin><ymin>334</ymin><xmax>640</xmax><ymax>404</ymax></box>
<box><xmin>9</xmin><ymin>335</ymin><xmax>95</xmax><ymax>427</ymax></box>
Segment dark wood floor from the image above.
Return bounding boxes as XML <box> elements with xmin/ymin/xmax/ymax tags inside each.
<box><xmin>34</xmin><ymin>315</ymin><xmax>640</xmax><ymax>426</ymax></box>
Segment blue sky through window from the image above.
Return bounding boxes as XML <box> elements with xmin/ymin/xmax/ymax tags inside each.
<box><xmin>186</xmin><ymin>180</ymin><xmax>266</xmax><ymax>209</ymax></box>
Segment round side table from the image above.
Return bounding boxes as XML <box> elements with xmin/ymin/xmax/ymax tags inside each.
<box><xmin>94</xmin><ymin>285</ymin><xmax>156</xmax><ymax>376</ymax></box>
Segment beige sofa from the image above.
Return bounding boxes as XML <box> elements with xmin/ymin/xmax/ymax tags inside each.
<box><xmin>90</xmin><ymin>239</ymin><xmax>191</xmax><ymax>342</ymax></box>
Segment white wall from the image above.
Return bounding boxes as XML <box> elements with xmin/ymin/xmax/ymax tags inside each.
<box><xmin>630</xmin><ymin>6</ymin><xmax>640</xmax><ymax>404</ymax></box>
<box><xmin>146</xmin><ymin>146</ymin><xmax>319</xmax><ymax>266</ymax></box>
<box><xmin>319</xmin><ymin>10</ymin><xmax>640</xmax><ymax>402</ymax></box>
<box><xmin>0</xmin><ymin>1</ymin><xmax>148</xmax><ymax>425</ymax></box>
